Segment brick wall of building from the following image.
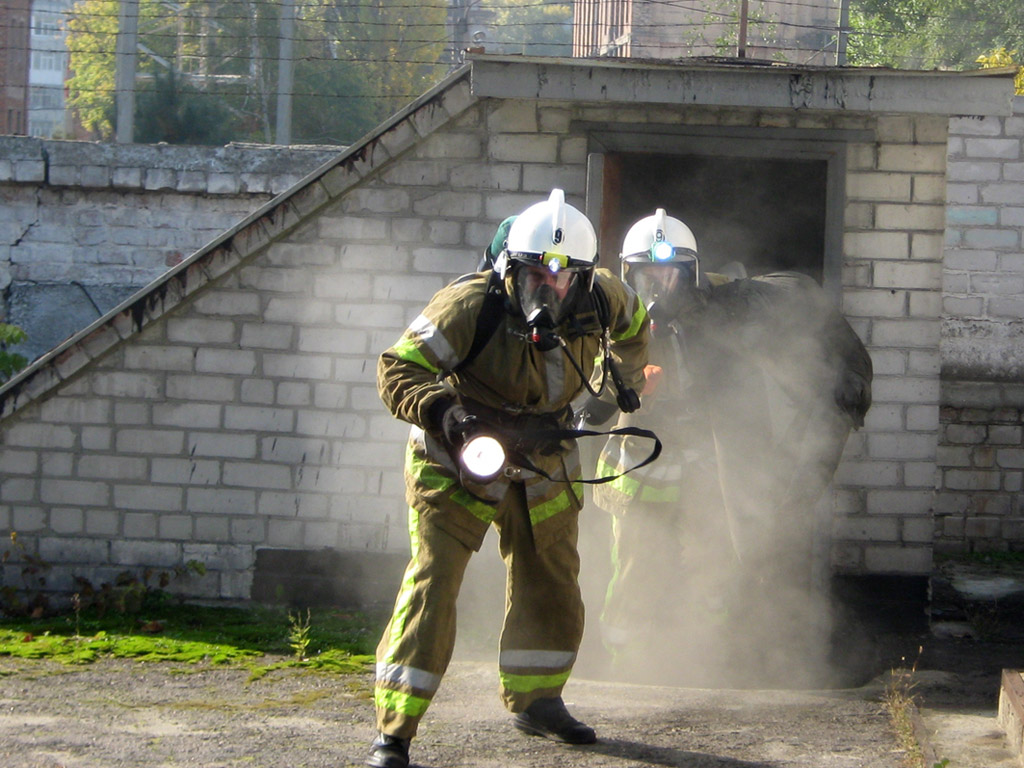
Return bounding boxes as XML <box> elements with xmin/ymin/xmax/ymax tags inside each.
<box><xmin>937</xmin><ymin>96</ymin><xmax>1024</xmax><ymax>554</ymax></box>
<box><xmin>1</xmin><ymin>73</ymin><xmax>1013</xmax><ymax>603</ymax></box>
<box><xmin>0</xmin><ymin>138</ymin><xmax>340</xmax><ymax>361</ymax></box>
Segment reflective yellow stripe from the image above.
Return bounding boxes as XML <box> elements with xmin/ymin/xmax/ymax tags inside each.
<box><xmin>381</xmin><ymin>507</ymin><xmax>422</xmax><ymax>663</ymax></box>
<box><xmin>374</xmin><ymin>685</ymin><xmax>432</xmax><ymax>717</ymax></box>
<box><xmin>612</xmin><ymin>299</ymin><xmax>647</xmax><ymax>341</ymax></box>
<box><xmin>405</xmin><ymin>443</ymin><xmax>496</xmax><ymax>524</ymax></box>
<box><xmin>639</xmin><ymin>484</ymin><xmax>680</xmax><ymax>503</ymax></box>
<box><xmin>596</xmin><ymin>456</ymin><xmax>639</xmax><ymax>497</ymax></box>
<box><xmin>528</xmin><ymin>489</ymin><xmax>573</xmax><ymax>526</ymax></box>
<box><xmin>500</xmin><ymin>670</ymin><xmax>572</xmax><ymax>693</ymax></box>
<box><xmin>392</xmin><ymin>336</ymin><xmax>441</xmax><ymax>374</ymax></box>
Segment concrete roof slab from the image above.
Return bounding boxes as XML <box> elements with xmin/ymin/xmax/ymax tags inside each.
<box><xmin>468</xmin><ymin>55</ymin><xmax>1016</xmax><ymax>117</ymax></box>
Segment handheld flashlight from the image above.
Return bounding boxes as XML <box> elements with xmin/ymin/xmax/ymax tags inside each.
<box><xmin>459</xmin><ymin>433</ymin><xmax>507</xmax><ymax>482</ymax></box>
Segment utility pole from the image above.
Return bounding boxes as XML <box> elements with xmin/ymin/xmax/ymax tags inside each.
<box><xmin>737</xmin><ymin>0</ymin><xmax>748</xmax><ymax>58</ymax></box>
<box><xmin>837</xmin><ymin>0</ymin><xmax>850</xmax><ymax>66</ymax></box>
<box><xmin>275</xmin><ymin>0</ymin><xmax>294</xmax><ymax>145</ymax></box>
<box><xmin>114</xmin><ymin>0</ymin><xmax>139</xmax><ymax>143</ymax></box>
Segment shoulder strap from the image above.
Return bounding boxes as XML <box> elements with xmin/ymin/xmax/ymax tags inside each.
<box><xmin>591</xmin><ymin>277</ymin><xmax>610</xmax><ymax>330</ymax></box>
<box><xmin>452</xmin><ymin>270</ymin><xmax>506</xmax><ymax>373</ymax></box>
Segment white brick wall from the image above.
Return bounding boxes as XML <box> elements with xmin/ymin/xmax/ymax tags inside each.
<box><xmin>4</xmin><ymin>80</ymin><xmax>1021</xmax><ymax>603</ymax></box>
<box><xmin>938</xmin><ymin>96</ymin><xmax>1024</xmax><ymax>554</ymax></box>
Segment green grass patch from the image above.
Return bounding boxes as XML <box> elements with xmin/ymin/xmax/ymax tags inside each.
<box><xmin>0</xmin><ymin>596</ymin><xmax>384</xmax><ymax>675</ymax></box>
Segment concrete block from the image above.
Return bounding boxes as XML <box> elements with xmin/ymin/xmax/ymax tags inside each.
<box><xmin>240</xmin><ymin>379</ymin><xmax>274</xmax><ymax>405</ymax></box>
<box><xmin>187</xmin><ymin>432</ymin><xmax>257</xmax><ymax>460</ymax></box>
<box><xmin>111</xmin><ymin>538</ymin><xmax>179</xmax><ymax>566</ymax></box>
<box><xmin>863</xmin><ymin>545</ymin><xmax>932</xmax><ymax>574</ymax></box>
<box><xmin>115</xmin><ymin>429</ymin><xmax>185</xmax><ymax>455</ymax></box>
<box><xmin>876</xmin><ymin>203</ymin><xmax>946</xmax><ymax>231</ymax></box>
<box><xmin>0</xmin><ymin>449</ymin><xmax>38</xmax><ymax>475</ymax></box>
<box><xmin>846</xmin><ymin>172</ymin><xmax>911</xmax><ymax>201</ymax></box>
<box><xmin>153</xmin><ymin>402</ymin><xmax>223</xmax><ymax>428</ymax></box>
<box><xmin>229</xmin><ymin>516</ymin><xmax>266</xmax><ymax>543</ymax></box>
<box><xmin>50</xmin><ymin>508</ymin><xmax>84</xmax><ymax>535</ymax></box>
<box><xmin>844</xmin><ymin>231</ymin><xmax>909</xmax><ymax>261</ymax></box>
<box><xmin>187</xmin><ymin>487</ymin><xmax>256</xmax><ymax>515</ymax></box>
<box><xmin>223</xmin><ymin>406</ymin><xmax>295</xmax><ymax>433</ymax></box>
<box><xmin>159</xmin><ymin>515</ymin><xmax>193</xmax><ymax>540</ymax></box>
<box><xmin>77</xmin><ymin>455</ymin><xmax>147</xmax><ymax>481</ymax></box>
<box><xmin>194</xmin><ymin>515</ymin><xmax>231</xmax><ymax>542</ymax></box>
<box><xmin>40</xmin><ymin>479</ymin><xmax>109</xmax><ymax>507</ymax></box>
<box><xmin>114</xmin><ymin>484</ymin><xmax>183</xmax><ymax>512</ymax></box>
<box><xmin>38</xmin><ymin>536</ymin><xmax>109</xmax><ymax>565</ymax></box>
<box><xmin>222</xmin><ymin>462</ymin><xmax>293</xmax><ymax>490</ymax></box>
<box><xmin>488</xmin><ymin>134</ymin><xmax>558</xmax><ymax>164</ymax></box>
<box><xmin>262</xmin><ymin>353</ymin><xmax>334</xmax><ymax>381</ymax></box>
<box><xmin>85</xmin><ymin>509</ymin><xmax>119</xmax><ymax>536</ymax></box>
<box><xmin>195</xmin><ymin>348</ymin><xmax>257</xmax><ymax>375</ymax></box>
<box><xmin>965</xmin><ymin>137</ymin><xmax>1021</xmax><ymax>160</ymax></box>
<box><xmin>258</xmin><ymin>491</ymin><xmax>329</xmax><ymax>518</ymax></box>
<box><xmin>4</xmin><ymin>422</ymin><xmax>76</xmax><ymax>449</ymax></box>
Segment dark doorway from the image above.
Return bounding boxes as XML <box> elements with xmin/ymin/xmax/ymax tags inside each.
<box><xmin>599</xmin><ymin>152</ymin><xmax>829</xmax><ymax>283</ymax></box>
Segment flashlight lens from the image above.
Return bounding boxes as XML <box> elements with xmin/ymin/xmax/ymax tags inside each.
<box><xmin>652</xmin><ymin>241</ymin><xmax>675</xmax><ymax>262</ymax></box>
<box><xmin>460</xmin><ymin>435</ymin><xmax>506</xmax><ymax>480</ymax></box>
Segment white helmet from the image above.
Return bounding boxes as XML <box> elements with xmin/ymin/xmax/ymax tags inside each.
<box><xmin>500</xmin><ymin>189</ymin><xmax>598</xmax><ymax>286</ymax></box>
<box><xmin>620</xmin><ymin>209</ymin><xmax>700</xmax><ymax>322</ymax></box>
<box><xmin>496</xmin><ymin>190</ymin><xmax>599</xmax><ymax>346</ymax></box>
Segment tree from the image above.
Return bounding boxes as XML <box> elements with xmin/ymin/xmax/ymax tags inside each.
<box><xmin>66</xmin><ymin>0</ymin><xmax>449</xmax><ymax>145</ymax></box>
<box><xmin>976</xmin><ymin>47</ymin><xmax>1024</xmax><ymax>95</ymax></box>
<box><xmin>0</xmin><ymin>323</ymin><xmax>28</xmax><ymax>384</ymax></box>
<box><xmin>134</xmin><ymin>69</ymin><xmax>234</xmax><ymax>145</ymax></box>
<box><xmin>475</xmin><ymin>0</ymin><xmax>572</xmax><ymax>58</ymax></box>
<box><xmin>848</xmin><ymin>0</ymin><xmax>1024</xmax><ymax>71</ymax></box>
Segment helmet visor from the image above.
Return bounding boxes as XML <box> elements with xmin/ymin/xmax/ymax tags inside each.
<box><xmin>513</xmin><ymin>263</ymin><xmax>579</xmax><ymax>325</ymax></box>
<box><xmin>624</xmin><ymin>260</ymin><xmax>697</xmax><ymax>319</ymax></box>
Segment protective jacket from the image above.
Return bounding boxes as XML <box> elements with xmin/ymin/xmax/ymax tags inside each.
<box><xmin>594</xmin><ymin>270</ymin><xmax>872</xmax><ymax>517</ymax></box>
<box><xmin>378</xmin><ymin>268</ymin><xmax>650</xmax><ymax>551</ymax></box>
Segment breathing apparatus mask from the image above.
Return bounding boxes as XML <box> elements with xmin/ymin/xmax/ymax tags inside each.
<box><xmin>511</xmin><ymin>258</ymin><xmax>584</xmax><ymax>351</ymax></box>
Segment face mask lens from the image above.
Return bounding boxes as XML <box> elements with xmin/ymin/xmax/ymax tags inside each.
<box><xmin>514</xmin><ymin>264</ymin><xmax>578</xmax><ymax>324</ymax></box>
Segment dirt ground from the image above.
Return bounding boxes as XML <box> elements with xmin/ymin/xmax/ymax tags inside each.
<box><xmin>3</xmin><ymin>558</ymin><xmax>1023</xmax><ymax>768</ymax></box>
<box><xmin>1</xmin><ymin>652</ymin><xmax>904</xmax><ymax>768</ymax></box>
<box><xmin>2</xmin><ymin>622</ymin><xmax>1022</xmax><ymax>768</ymax></box>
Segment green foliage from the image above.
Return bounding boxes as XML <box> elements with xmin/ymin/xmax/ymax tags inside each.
<box><xmin>849</xmin><ymin>0</ymin><xmax>1024</xmax><ymax>71</ymax></box>
<box><xmin>288</xmin><ymin>608</ymin><xmax>312</xmax><ymax>660</ymax></box>
<box><xmin>977</xmin><ymin>47</ymin><xmax>1024</xmax><ymax>94</ymax></box>
<box><xmin>0</xmin><ymin>323</ymin><xmax>29</xmax><ymax>384</ymax></box>
<box><xmin>134</xmin><ymin>69</ymin><xmax>235</xmax><ymax>145</ymax></box>
<box><xmin>0</xmin><ymin>601</ymin><xmax>380</xmax><ymax>676</ymax></box>
<box><xmin>476</xmin><ymin>0</ymin><xmax>572</xmax><ymax>58</ymax></box>
<box><xmin>66</xmin><ymin>0</ymin><xmax>449</xmax><ymax>145</ymax></box>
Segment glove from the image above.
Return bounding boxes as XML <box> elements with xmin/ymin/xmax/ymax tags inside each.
<box><xmin>580</xmin><ymin>396</ymin><xmax>619</xmax><ymax>427</ymax></box>
<box><xmin>834</xmin><ymin>369</ymin><xmax>871</xmax><ymax>429</ymax></box>
<box><xmin>428</xmin><ymin>398</ymin><xmax>474</xmax><ymax>446</ymax></box>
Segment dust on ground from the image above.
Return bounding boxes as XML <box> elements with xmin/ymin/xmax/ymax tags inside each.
<box><xmin>2</xmin><ymin>622</ymin><xmax>1022</xmax><ymax>768</ymax></box>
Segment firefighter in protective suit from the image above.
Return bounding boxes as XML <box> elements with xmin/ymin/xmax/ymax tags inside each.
<box><xmin>588</xmin><ymin>209</ymin><xmax>872</xmax><ymax>684</ymax></box>
<box><xmin>368</xmin><ymin>190</ymin><xmax>650</xmax><ymax>768</ymax></box>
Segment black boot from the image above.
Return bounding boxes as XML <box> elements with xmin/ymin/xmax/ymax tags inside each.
<box><xmin>513</xmin><ymin>697</ymin><xmax>597</xmax><ymax>744</ymax></box>
<box><xmin>366</xmin><ymin>732</ymin><xmax>410</xmax><ymax>768</ymax></box>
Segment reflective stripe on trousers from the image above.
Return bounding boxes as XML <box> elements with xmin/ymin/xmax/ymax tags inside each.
<box><xmin>374</xmin><ymin>484</ymin><xmax>584</xmax><ymax>738</ymax></box>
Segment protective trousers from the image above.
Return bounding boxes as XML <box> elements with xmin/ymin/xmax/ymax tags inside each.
<box><xmin>374</xmin><ymin>481</ymin><xmax>585</xmax><ymax>739</ymax></box>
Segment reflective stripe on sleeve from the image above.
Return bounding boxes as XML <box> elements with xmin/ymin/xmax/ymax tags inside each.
<box><xmin>406</xmin><ymin>313</ymin><xmax>459</xmax><ymax>371</ymax></box>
